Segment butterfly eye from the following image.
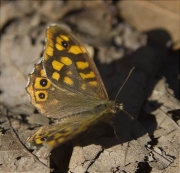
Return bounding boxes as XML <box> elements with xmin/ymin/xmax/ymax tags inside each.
<box><xmin>41</xmin><ymin>137</ymin><xmax>47</xmax><ymax>141</ymax></box>
<box><xmin>61</xmin><ymin>41</ymin><xmax>68</xmax><ymax>48</ymax></box>
<box><xmin>38</xmin><ymin>92</ymin><xmax>45</xmax><ymax>99</ymax></box>
<box><xmin>40</xmin><ymin>79</ymin><xmax>48</xmax><ymax>87</ymax></box>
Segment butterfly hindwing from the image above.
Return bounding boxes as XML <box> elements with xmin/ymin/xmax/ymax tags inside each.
<box><xmin>26</xmin><ymin>61</ymin><xmax>106</xmax><ymax>119</ymax></box>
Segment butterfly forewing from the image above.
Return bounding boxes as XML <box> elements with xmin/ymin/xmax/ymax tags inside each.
<box><xmin>28</xmin><ymin>104</ymin><xmax>110</xmax><ymax>149</ymax></box>
<box><xmin>43</xmin><ymin>25</ymin><xmax>108</xmax><ymax>100</ymax></box>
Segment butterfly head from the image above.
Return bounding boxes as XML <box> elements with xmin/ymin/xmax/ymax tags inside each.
<box><xmin>108</xmin><ymin>101</ymin><xmax>123</xmax><ymax>114</ymax></box>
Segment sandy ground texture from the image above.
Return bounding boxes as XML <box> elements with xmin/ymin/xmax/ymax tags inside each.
<box><xmin>0</xmin><ymin>1</ymin><xmax>179</xmax><ymax>173</ymax></box>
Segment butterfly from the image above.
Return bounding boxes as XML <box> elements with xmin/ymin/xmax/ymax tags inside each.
<box><xmin>26</xmin><ymin>24</ymin><xmax>124</xmax><ymax>149</ymax></box>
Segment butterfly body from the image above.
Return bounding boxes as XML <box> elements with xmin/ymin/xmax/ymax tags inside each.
<box><xmin>26</xmin><ymin>25</ymin><xmax>123</xmax><ymax>149</ymax></box>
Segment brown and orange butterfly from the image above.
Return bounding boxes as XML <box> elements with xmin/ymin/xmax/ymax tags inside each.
<box><xmin>26</xmin><ymin>24</ymin><xmax>124</xmax><ymax>149</ymax></box>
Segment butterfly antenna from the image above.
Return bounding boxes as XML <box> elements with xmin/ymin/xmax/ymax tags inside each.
<box><xmin>114</xmin><ymin>67</ymin><xmax>135</xmax><ymax>102</ymax></box>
